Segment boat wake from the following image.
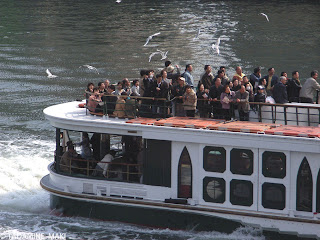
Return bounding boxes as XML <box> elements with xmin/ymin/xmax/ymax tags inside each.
<box><xmin>0</xmin><ymin>136</ymin><xmax>265</xmax><ymax>239</ymax></box>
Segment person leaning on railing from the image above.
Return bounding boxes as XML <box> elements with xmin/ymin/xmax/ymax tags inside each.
<box><xmin>113</xmin><ymin>92</ymin><xmax>127</xmax><ymax>118</ymax></box>
<box><xmin>197</xmin><ymin>83</ymin><xmax>210</xmax><ymax>118</ymax></box>
<box><xmin>171</xmin><ymin>76</ymin><xmax>186</xmax><ymax>117</ymax></box>
<box><xmin>87</xmin><ymin>87</ymin><xmax>103</xmax><ymax>113</ymax></box>
<box><xmin>220</xmin><ymin>85</ymin><xmax>235</xmax><ymax>120</ymax></box>
<box><xmin>235</xmin><ymin>85</ymin><xmax>250</xmax><ymax>121</ymax></box>
<box><xmin>183</xmin><ymin>85</ymin><xmax>197</xmax><ymax>117</ymax></box>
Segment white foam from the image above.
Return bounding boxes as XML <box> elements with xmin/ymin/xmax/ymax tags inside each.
<box><xmin>0</xmin><ymin>137</ymin><xmax>54</xmax><ymax>213</ymax></box>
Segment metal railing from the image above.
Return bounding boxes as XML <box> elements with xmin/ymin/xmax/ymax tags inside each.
<box><xmin>56</xmin><ymin>154</ymin><xmax>142</xmax><ymax>183</ymax></box>
<box><xmin>84</xmin><ymin>91</ymin><xmax>320</xmax><ymax>126</ymax></box>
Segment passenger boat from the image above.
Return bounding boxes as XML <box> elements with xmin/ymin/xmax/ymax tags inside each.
<box><xmin>41</xmin><ymin>100</ymin><xmax>320</xmax><ymax>239</ymax></box>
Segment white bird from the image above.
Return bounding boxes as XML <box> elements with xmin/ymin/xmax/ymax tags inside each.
<box><xmin>157</xmin><ymin>49</ymin><xmax>168</xmax><ymax>60</ymax></box>
<box><xmin>211</xmin><ymin>37</ymin><xmax>221</xmax><ymax>55</ymax></box>
<box><xmin>46</xmin><ymin>69</ymin><xmax>57</xmax><ymax>78</ymax></box>
<box><xmin>80</xmin><ymin>65</ymin><xmax>99</xmax><ymax>74</ymax></box>
<box><xmin>116</xmin><ymin>0</ymin><xmax>121</xmax><ymax>3</ymax></box>
<box><xmin>260</xmin><ymin>13</ymin><xmax>269</xmax><ymax>22</ymax></box>
<box><xmin>193</xmin><ymin>28</ymin><xmax>201</xmax><ymax>40</ymax></box>
<box><xmin>148</xmin><ymin>51</ymin><xmax>161</xmax><ymax>62</ymax></box>
<box><xmin>143</xmin><ymin>32</ymin><xmax>161</xmax><ymax>47</ymax></box>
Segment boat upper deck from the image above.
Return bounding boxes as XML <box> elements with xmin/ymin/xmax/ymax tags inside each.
<box><xmin>44</xmin><ymin>101</ymin><xmax>320</xmax><ymax>153</ymax></box>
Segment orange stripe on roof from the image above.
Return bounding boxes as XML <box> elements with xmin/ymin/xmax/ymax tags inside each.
<box><xmin>265</xmin><ymin>125</ymin><xmax>320</xmax><ymax>138</ymax></box>
<box><xmin>207</xmin><ymin>121</ymin><xmax>280</xmax><ymax>133</ymax></box>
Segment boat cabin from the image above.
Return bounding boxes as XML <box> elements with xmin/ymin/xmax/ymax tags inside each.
<box><xmin>41</xmin><ymin>101</ymin><xmax>320</xmax><ymax>237</ymax></box>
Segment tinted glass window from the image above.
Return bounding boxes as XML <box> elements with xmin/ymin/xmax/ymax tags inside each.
<box><xmin>296</xmin><ymin>158</ymin><xmax>312</xmax><ymax>212</ymax></box>
<box><xmin>203</xmin><ymin>146</ymin><xmax>226</xmax><ymax>173</ymax></box>
<box><xmin>262</xmin><ymin>151</ymin><xmax>286</xmax><ymax>178</ymax></box>
<box><xmin>230</xmin><ymin>180</ymin><xmax>253</xmax><ymax>206</ymax></box>
<box><xmin>178</xmin><ymin>147</ymin><xmax>192</xmax><ymax>199</ymax></box>
<box><xmin>230</xmin><ymin>149</ymin><xmax>253</xmax><ymax>175</ymax></box>
<box><xmin>203</xmin><ymin>177</ymin><xmax>225</xmax><ymax>203</ymax></box>
<box><xmin>262</xmin><ymin>183</ymin><xmax>286</xmax><ymax>210</ymax></box>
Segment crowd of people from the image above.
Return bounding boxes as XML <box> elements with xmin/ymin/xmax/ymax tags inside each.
<box><xmin>85</xmin><ymin>61</ymin><xmax>320</xmax><ymax>121</ymax></box>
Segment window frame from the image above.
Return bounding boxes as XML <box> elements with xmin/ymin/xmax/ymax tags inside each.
<box><xmin>262</xmin><ymin>151</ymin><xmax>286</xmax><ymax>179</ymax></box>
<box><xmin>262</xmin><ymin>183</ymin><xmax>286</xmax><ymax>210</ymax></box>
<box><xmin>203</xmin><ymin>177</ymin><xmax>226</xmax><ymax>204</ymax></box>
<box><xmin>203</xmin><ymin>146</ymin><xmax>226</xmax><ymax>173</ymax></box>
<box><xmin>230</xmin><ymin>179</ymin><xmax>253</xmax><ymax>207</ymax></box>
<box><xmin>230</xmin><ymin>148</ymin><xmax>254</xmax><ymax>176</ymax></box>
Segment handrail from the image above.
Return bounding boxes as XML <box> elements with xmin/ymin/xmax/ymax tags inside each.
<box><xmin>58</xmin><ymin>154</ymin><xmax>142</xmax><ymax>182</ymax></box>
<box><xmin>84</xmin><ymin>91</ymin><xmax>320</xmax><ymax>126</ymax></box>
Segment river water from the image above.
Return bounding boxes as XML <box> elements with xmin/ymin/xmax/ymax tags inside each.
<box><xmin>0</xmin><ymin>0</ymin><xmax>319</xmax><ymax>239</ymax></box>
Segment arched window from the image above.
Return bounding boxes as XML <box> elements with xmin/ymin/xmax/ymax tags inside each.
<box><xmin>317</xmin><ymin>170</ymin><xmax>320</xmax><ymax>213</ymax></box>
<box><xmin>178</xmin><ymin>147</ymin><xmax>192</xmax><ymax>198</ymax></box>
<box><xmin>296</xmin><ymin>157</ymin><xmax>312</xmax><ymax>212</ymax></box>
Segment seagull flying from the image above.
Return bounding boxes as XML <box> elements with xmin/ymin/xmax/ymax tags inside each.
<box><xmin>260</xmin><ymin>13</ymin><xmax>269</xmax><ymax>22</ymax></box>
<box><xmin>211</xmin><ymin>37</ymin><xmax>221</xmax><ymax>55</ymax></box>
<box><xmin>157</xmin><ymin>49</ymin><xmax>168</xmax><ymax>60</ymax></box>
<box><xmin>46</xmin><ymin>69</ymin><xmax>57</xmax><ymax>78</ymax></box>
<box><xmin>143</xmin><ymin>32</ymin><xmax>161</xmax><ymax>47</ymax></box>
<box><xmin>80</xmin><ymin>65</ymin><xmax>99</xmax><ymax>74</ymax></box>
<box><xmin>116</xmin><ymin>0</ymin><xmax>121</xmax><ymax>3</ymax></box>
<box><xmin>193</xmin><ymin>28</ymin><xmax>201</xmax><ymax>40</ymax></box>
<box><xmin>148</xmin><ymin>51</ymin><xmax>161</xmax><ymax>62</ymax></box>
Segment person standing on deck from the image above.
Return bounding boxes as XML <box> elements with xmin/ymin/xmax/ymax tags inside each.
<box><xmin>300</xmin><ymin>70</ymin><xmax>320</xmax><ymax>103</ymax></box>
<box><xmin>250</xmin><ymin>67</ymin><xmax>261</xmax><ymax>91</ymax></box>
<box><xmin>235</xmin><ymin>85</ymin><xmax>250</xmax><ymax>121</ymax></box>
<box><xmin>183</xmin><ymin>85</ymin><xmax>197</xmax><ymax>117</ymax></box>
<box><xmin>232</xmin><ymin>66</ymin><xmax>245</xmax><ymax>83</ymax></box>
<box><xmin>198</xmin><ymin>65</ymin><xmax>213</xmax><ymax>91</ymax></box>
<box><xmin>209</xmin><ymin>78</ymin><xmax>224</xmax><ymax>119</ymax></box>
<box><xmin>287</xmin><ymin>71</ymin><xmax>301</xmax><ymax>103</ymax></box>
<box><xmin>273</xmin><ymin>76</ymin><xmax>288</xmax><ymax>104</ymax></box>
<box><xmin>263</xmin><ymin>67</ymin><xmax>279</xmax><ymax>97</ymax></box>
<box><xmin>214</xmin><ymin>69</ymin><xmax>229</xmax><ymax>86</ymax></box>
<box><xmin>163</xmin><ymin>60</ymin><xmax>180</xmax><ymax>83</ymax></box>
<box><xmin>172</xmin><ymin>76</ymin><xmax>186</xmax><ymax>116</ymax></box>
<box><xmin>219</xmin><ymin>66</ymin><xmax>229</xmax><ymax>82</ymax></box>
<box><xmin>87</xmin><ymin>87</ymin><xmax>102</xmax><ymax>113</ymax></box>
<box><xmin>104</xmin><ymin>79</ymin><xmax>110</xmax><ymax>91</ymax></box>
<box><xmin>182</xmin><ymin>64</ymin><xmax>194</xmax><ymax>87</ymax></box>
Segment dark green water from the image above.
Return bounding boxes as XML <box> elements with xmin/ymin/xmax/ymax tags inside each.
<box><xmin>0</xmin><ymin>0</ymin><xmax>319</xmax><ymax>239</ymax></box>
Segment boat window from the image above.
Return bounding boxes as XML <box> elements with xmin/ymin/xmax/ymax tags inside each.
<box><xmin>203</xmin><ymin>146</ymin><xmax>226</xmax><ymax>173</ymax></box>
<box><xmin>230</xmin><ymin>149</ymin><xmax>253</xmax><ymax>175</ymax></box>
<box><xmin>178</xmin><ymin>147</ymin><xmax>192</xmax><ymax>198</ymax></box>
<box><xmin>143</xmin><ymin>139</ymin><xmax>171</xmax><ymax>187</ymax></box>
<box><xmin>55</xmin><ymin>129</ymin><xmax>144</xmax><ymax>183</ymax></box>
<box><xmin>262</xmin><ymin>183</ymin><xmax>286</xmax><ymax>210</ymax></box>
<box><xmin>262</xmin><ymin>151</ymin><xmax>286</xmax><ymax>178</ymax></box>
<box><xmin>230</xmin><ymin>180</ymin><xmax>253</xmax><ymax>206</ymax></box>
<box><xmin>296</xmin><ymin>157</ymin><xmax>313</xmax><ymax>212</ymax></box>
<box><xmin>203</xmin><ymin>177</ymin><xmax>225</xmax><ymax>203</ymax></box>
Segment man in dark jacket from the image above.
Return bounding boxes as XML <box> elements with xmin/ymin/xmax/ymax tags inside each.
<box><xmin>151</xmin><ymin>74</ymin><xmax>169</xmax><ymax>117</ymax></box>
<box><xmin>209</xmin><ymin>78</ymin><xmax>224</xmax><ymax>118</ymax></box>
<box><xmin>198</xmin><ymin>65</ymin><xmax>213</xmax><ymax>91</ymax></box>
<box><xmin>273</xmin><ymin>76</ymin><xmax>288</xmax><ymax>104</ymax></box>
<box><xmin>262</xmin><ymin>67</ymin><xmax>279</xmax><ymax>96</ymax></box>
<box><xmin>250</xmin><ymin>67</ymin><xmax>261</xmax><ymax>91</ymax></box>
<box><xmin>287</xmin><ymin>71</ymin><xmax>301</xmax><ymax>103</ymax></box>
